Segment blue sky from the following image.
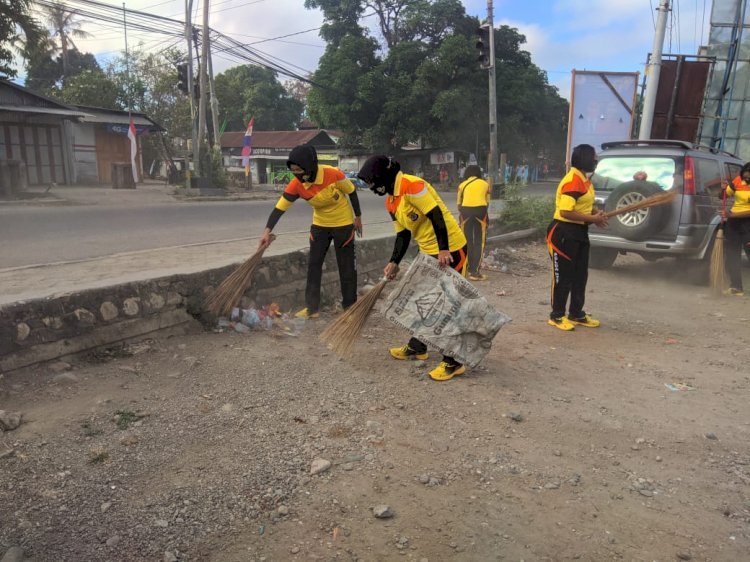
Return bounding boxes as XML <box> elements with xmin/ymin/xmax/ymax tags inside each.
<box><xmin>27</xmin><ymin>0</ymin><xmax>712</xmax><ymax>99</ymax></box>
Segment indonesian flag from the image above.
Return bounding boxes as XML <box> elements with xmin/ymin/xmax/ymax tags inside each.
<box><xmin>241</xmin><ymin>117</ymin><xmax>254</xmax><ymax>177</ymax></box>
<box><xmin>127</xmin><ymin>119</ymin><xmax>138</xmax><ymax>184</ymax></box>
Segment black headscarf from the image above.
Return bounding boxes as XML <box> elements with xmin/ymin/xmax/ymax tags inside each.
<box><xmin>570</xmin><ymin>144</ymin><xmax>598</xmax><ymax>174</ymax></box>
<box><xmin>358</xmin><ymin>155</ymin><xmax>401</xmax><ymax>196</ymax></box>
<box><xmin>287</xmin><ymin>144</ymin><xmax>318</xmax><ymax>183</ymax></box>
<box><xmin>464</xmin><ymin>164</ymin><xmax>482</xmax><ymax>179</ymax></box>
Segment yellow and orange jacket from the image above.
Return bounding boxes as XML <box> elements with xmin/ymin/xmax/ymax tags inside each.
<box><xmin>553</xmin><ymin>168</ymin><xmax>595</xmax><ymax>224</ymax></box>
<box><xmin>724</xmin><ymin>175</ymin><xmax>750</xmax><ymax>214</ymax></box>
<box><xmin>386</xmin><ymin>172</ymin><xmax>466</xmax><ymax>255</ymax></box>
<box><xmin>275</xmin><ymin>165</ymin><xmax>356</xmax><ymax>227</ymax></box>
<box><xmin>457</xmin><ymin>176</ymin><xmax>490</xmax><ymax>208</ymax></box>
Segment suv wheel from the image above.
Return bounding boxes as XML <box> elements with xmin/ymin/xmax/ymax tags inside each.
<box><xmin>589</xmin><ymin>247</ymin><xmax>618</xmax><ymax>269</ymax></box>
<box><xmin>604</xmin><ymin>181</ymin><xmax>669</xmax><ymax>241</ymax></box>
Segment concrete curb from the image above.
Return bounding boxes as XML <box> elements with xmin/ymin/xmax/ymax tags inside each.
<box><xmin>0</xmin><ymin>225</ymin><xmax>539</xmax><ymax>374</ymax></box>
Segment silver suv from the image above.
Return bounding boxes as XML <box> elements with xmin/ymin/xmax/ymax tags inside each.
<box><xmin>588</xmin><ymin>140</ymin><xmax>745</xmax><ymax>269</ymax></box>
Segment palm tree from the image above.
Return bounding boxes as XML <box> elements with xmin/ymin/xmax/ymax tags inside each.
<box><xmin>0</xmin><ymin>0</ymin><xmax>44</xmax><ymax>78</ymax></box>
<box><xmin>42</xmin><ymin>1</ymin><xmax>91</xmax><ymax>83</ymax></box>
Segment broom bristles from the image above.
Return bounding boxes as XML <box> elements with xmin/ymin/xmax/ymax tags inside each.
<box><xmin>320</xmin><ymin>279</ymin><xmax>388</xmax><ymax>356</ymax></box>
<box><xmin>604</xmin><ymin>189</ymin><xmax>677</xmax><ymax>219</ymax></box>
<box><xmin>709</xmin><ymin>226</ymin><xmax>727</xmax><ymax>295</ymax></box>
<box><xmin>206</xmin><ymin>246</ymin><xmax>268</xmax><ymax>317</ymax></box>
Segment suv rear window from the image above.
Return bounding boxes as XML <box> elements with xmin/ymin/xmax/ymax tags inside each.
<box><xmin>591</xmin><ymin>156</ymin><xmax>677</xmax><ymax>192</ymax></box>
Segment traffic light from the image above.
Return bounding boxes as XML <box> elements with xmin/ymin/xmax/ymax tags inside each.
<box><xmin>475</xmin><ymin>24</ymin><xmax>491</xmax><ymax>69</ymax></box>
<box><xmin>176</xmin><ymin>63</ymin><xmax>189</xmax><ymax>95</ymax></box>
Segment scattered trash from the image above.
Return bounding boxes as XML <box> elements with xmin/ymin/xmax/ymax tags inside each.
<box><xmin>496</xmin><ymin>290</ymin><xmax>507</xmax><ymax>296</ymax></box>
<box><xmin>215</xmin><ymin>303</ymin><xmax>305</xmax><ymax>336</ymax></box>
<box><xmin>664</xmin><ymin>383</ymin><xmax>695</xmax><ymax>392</ymax></box>
<box><xmin>665</xmin><ymin>338</ymin><xmax>680</xmax><ymax>345</ymax></box>
<box><xmin>482</xmin><ymin>248</ymin><xmax>509</xmax><ymax>272</ymax></box>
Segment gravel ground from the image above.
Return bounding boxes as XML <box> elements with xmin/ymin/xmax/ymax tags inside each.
<box><xmin>1</xmin><ymin>240</ymin><xmax>749</xmax><ymax>561</ymax></box>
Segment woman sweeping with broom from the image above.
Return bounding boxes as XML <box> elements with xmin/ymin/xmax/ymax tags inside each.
<box><xmin>357</xmin><ymin>155</ymin><xmax>468</xmax><ymax>382</ymax></box>
<box><xmin>259</xmin><ymin>145</ymin><xmax>363</xmax><ymax>318</ymax></box>
<box><xmin>719</xmin><ymin>162</ymin><xmax>750</xmax><ymax>296</ymax></box>
<box><xmin>546</xmin><ymin>144</ymin><xmax>608</xmax><ymax>331</ymax></box>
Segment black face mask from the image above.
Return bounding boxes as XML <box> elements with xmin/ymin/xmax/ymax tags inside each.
<box><xmin>287</xmin><ymin>145</ymin><xmax>318</xmax><ymax>184</ymax></box>
<box><xmin>358</xmin><ymin>156</ymin><xmax>400</xmax><ymax>197</ymax></box>
<box><xmin>370</xmin><ymin>183</ymin><xmax>388</xmax><ymax>196</ymax></box>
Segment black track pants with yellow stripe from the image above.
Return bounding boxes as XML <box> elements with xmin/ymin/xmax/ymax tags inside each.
<box><xmin>307</xmin><ymin>224</ymin><xmax>357</xmax><ymax>313</ymax></box>
<box><xmin>407</xmin><ymin>246</ymin><xmax>467</xmax><ymax>365</ymax></box>
<box><xmin>546</xmin><ymin>220</ymin><xmax>589</xmax><ymax>320</ymax></box>
<box><xmin>460</xmin><ymin>206</ymin><xmax>488</xmax><ymax>275</ymax></box>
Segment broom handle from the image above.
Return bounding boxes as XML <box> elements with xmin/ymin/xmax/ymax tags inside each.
<box><xmin>602</xmin><ymin>190</ymin><xmax>676</xmax><ymax>219</ymax></box>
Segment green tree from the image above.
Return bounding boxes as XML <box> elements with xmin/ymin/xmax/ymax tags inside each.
<box><xmin>306</xmin><ymin>0</ymin><xmax>568</xmax><ymax>164</ymax></box>
<box><xmin>307</xmin><ymin>34</ymin><xmax>381</xmax><ymax>140</ymax></box>
<box><xmin>214</xmin><ymin>65</ymin><xmax>303</xmax><ymax>131</ymax></box>
<box><xmin>0</xmin><ymin>0</ymin><xmax>43</xmax><ymax>78</ymax></box>
<box><xmin>41</xmin><ymin>1</ymin><xmax>91</xmax><ymax>83</ymax></box>
<box><xmin>25</xmin><ymin>45</ymin><xmax>100</xmax><ymax>92</ymax></box>
<box><xmin>108</xmin><ymin>47</ymin><xmax>192</xmax><ymax>172</ymax></box>
<box><xmin>58</xmin><ymin>69</ymin><xmax>122</xmax><ymax>109</ymax></box>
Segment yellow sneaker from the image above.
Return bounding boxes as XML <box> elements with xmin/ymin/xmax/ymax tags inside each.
<box><xmin>568</xmin><ymin>314</ymin><xmax>600</xmax><ymax>328</ymax></box>
<box><xmin>723</xmin><ymin>288</ymin><xmax>745</xmax><ymax>296</ymax></box>
<box><xmin>468</xmin><ymin>273</ymin><xmax>488</xmax><ymax>281</ymax></box>
<box><xmin>548</xmin><ymin>317</ymin><xmax>576</xmax><ymax>331</ymax></box>
<box><xmin>429</xmin><ymin>361</ymin><xmax>466</xmax><ymax>381</ymax></box>
<box><xmin>389</xmin><ymin>345</ymin><xmax>428</xmax><ymax>361</ymax></box>
<box><xmin>295</xmin><ymin>307</ymin><xmax>320</xmax><ymax>319</ymax></box>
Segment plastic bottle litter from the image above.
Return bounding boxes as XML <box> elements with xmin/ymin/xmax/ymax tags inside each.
<box><xmin>216</xmin><ymin>302</ymin><xmax>301</xmax><ymax>336</ymax></box>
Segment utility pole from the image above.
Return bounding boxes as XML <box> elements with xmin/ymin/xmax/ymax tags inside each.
<box><xmin>638</xmin><ymin>0</ymin><xmax>670</xmax><ymax>140</ymax></box>
<box><xmin>197</xmin><ymin>0</ymin><xmax>210</xmax><ymax>177</ymax></box>
<box><xmin>207</xmin><ymin>39</ymin><xmax>221</xmax><ymax>150</ymax></box>
<box><xmin>486</xmin><ymin>0</ymin><xmax>499</xmax><ymax>193</ymax></box>
<box><xmin>185</xmin><ymin>0</ymin><xmax>198</xmax><ymax>184</ymax></box>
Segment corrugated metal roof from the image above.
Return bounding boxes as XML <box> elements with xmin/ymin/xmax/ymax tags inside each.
<box><xmin>221</xmin><ymin>129</ymin><xmax>336</xmax><ymax>149</ymax></box>
<box><xmin>74</xmin><ymin>106</ymin><xmax>163</xmax><ymax>130</ymax></box>
<box><xmin>0</xmin><ymin>79</ymin><xmax>79</xmax><ymax>111</ymax></box>
<box><xmin>0</xmin><ymin>104</ymin><xmax>88</xmax><ymax>117</ymax></box>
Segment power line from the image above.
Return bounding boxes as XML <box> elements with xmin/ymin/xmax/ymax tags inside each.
<box><xmin>28</xmin><ymin>0</ymin><xmax>335</xmax><ymax>87</ymax></box>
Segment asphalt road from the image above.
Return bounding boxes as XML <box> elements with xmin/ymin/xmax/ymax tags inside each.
<box><xmin>0</xmin><ymin>191</ymin><xmax>429</xmax><ymax>269</ymax></box>
<box><xmin>0</xmin><ymin>181</ymin><xmax>557</xmax><ymax>270</ymax></box>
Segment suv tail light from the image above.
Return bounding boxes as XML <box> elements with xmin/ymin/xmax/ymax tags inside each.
<box><xmin>683</xmin><ymin>156</ymin><xmax>696</xmax><ymax>195</ymax></box>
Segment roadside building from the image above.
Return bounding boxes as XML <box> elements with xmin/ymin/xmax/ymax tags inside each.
<box><xmin>0</xmin><ymin>79</ymin><xmax>85</xmax><ymax>189</ymax></box>
<box><xmin>220</xmin><ymin>129</ymin><xmax>339</xmax><ymax>185</ymax></box>
<box><xmin>69</xmin><ymin>106</ymin><xmax>163</xmax><ymax>184</ymax></box>
<box><xmin>0</xmin><ymin>80</ymin><xmax>162</xmax><ymax>191</ymax></box>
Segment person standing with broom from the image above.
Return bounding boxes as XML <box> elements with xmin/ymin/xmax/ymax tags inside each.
<box><xmin>457</xmin><ymin>165</ymin><xmax>490</xmax><ymax>281</ymax></box>
<box><xmin>720</xmin><ymin>162</ymin><xmax>750</xmax><ymax>296</ymax></box>
<box><xmin>259</xmin><ymin>145</ymin><xmax>363</xmax><ymax>318</ymax></box>
<box><xmin>357</xmin><ymin>155</ymin><xmax>468</xmax><ymax>382</ymax></box>
<box><xmin>546</xmin><ymin>144</ymin><xmax>608</xmax><ymax>331</ymax></box>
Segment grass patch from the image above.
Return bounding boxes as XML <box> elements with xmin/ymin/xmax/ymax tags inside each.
<box><xmin>88</xmin><ymin>448</ymin><xmax>109</xmax><ymax>464</ymax></box>
<box><xmin>499</xmin><ymin>182</ymin><xmax>555</xmax><ymax>232</ymax></box>
<box><xmin>80</xmin><ymin>422</ymin><xmax>103</xmax><ymax>437</ymax></box>
<box><xmin>113</xmin><ymin>410</ymin><xmax>139</xmax><ymax>430</ymax></box>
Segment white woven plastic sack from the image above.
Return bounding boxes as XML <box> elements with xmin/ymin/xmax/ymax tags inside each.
<box><xmin>380</xmin><ymin>253</ymin><xmax>511</xmax><ymax>367</ymax></box>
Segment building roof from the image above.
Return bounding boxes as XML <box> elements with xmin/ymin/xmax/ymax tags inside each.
<box><xmin>221</xmin><ymin>129</ymin><xmax>337</xmax><ymax>150</ymax></box>
<box><xmin>0</xmin><ymin>79</ymin><xmax>87</xmax><ymax>118</ymax></box>
<box><xmin>73</xmin><ymin>105</ymin><xmax>164</xmax><ymax>131</ymax></box>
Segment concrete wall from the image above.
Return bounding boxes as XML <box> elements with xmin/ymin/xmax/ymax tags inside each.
<box><xmin>0</xmin><ymin>236</ymin><xmax>399</xmax><ymax>373</ymax></box>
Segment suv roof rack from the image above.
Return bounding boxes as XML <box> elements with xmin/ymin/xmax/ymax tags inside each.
<box><xmin>600</xmin><ymin>139</ymin><xmax>738</xmax><ymax>158</ymax></box>
<box><xmin>601</xmin><ymin>140</ymin><xmax>693</xmax><ymax>150</ymax></box>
